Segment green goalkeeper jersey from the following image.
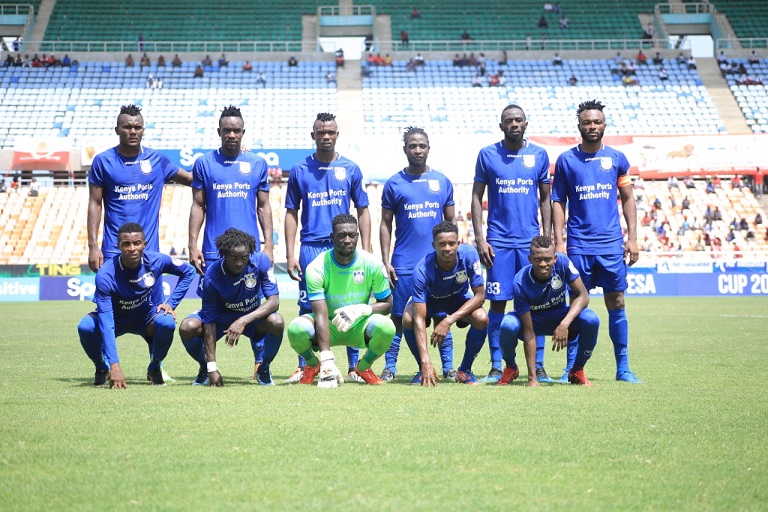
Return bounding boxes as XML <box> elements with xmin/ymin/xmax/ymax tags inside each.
<box><xmin>305</xmin><ymin>249</ymin><xmax>392</xmax><ymax>318</ymax></box>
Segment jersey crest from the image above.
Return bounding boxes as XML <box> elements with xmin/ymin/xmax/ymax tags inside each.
<box><xmin>551</xmin><ymin>274</ymin><xmax>563</xmax><ymax>290</ymax></box>
<box><xmin>140</xmin><ymin>159</ymin><xmax>153</xmax><ymax>175</ymax></box>
<box><xmin>353</xmin><ymin>269</ymin><xmax>365</xmax><ymax>284</ymax></box>
<box><xmin>244</xmin><ymin>273</ymin><xmax>257</xmax><ymax>289</ymax></box>
<box><xmin>472</xmin><ymin>260</ymin><xmax>482</xmax><ymax>275</ymax></box>
<box><xmin>455</xmin><ymin>270</ymin><xmax>467</xmax><ymax>284</ymax></box>
<box><xmin>334</xmin><ymin>167</ymin><xmax>347</xmax><ymax>181</ymax></box>
<box><xmin>428</xmin><ymin>179</ymin><xmax>440</xmax><ymax>192</ymax></box>
<box><xmin>523</xmin><ymin>154</ymin><xmax>536</xmax><ymax>168</ymax></box>
<box><xmin>239</xmin><ymin>161</ymin><xmax>252</xmax><ymax>175</ymax></box>
<box><xmin>600</xmin><ymin>156</ymin><xmax>613</xmax><ymax>170</ymax></box>
<box><xmin>141</xmin><ymin>272</ymin><xmax>155</xmax><ymax>288</ymax></box>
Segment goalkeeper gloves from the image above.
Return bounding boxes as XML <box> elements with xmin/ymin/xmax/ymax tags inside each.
<box><xmin>318</xmin><ymin>350</ymin><xmax>344</xmax><ymax>388</ymax></box>
<box><xmin>331</xmin><ymin>304</ymin><xmax>373</xmax><ymax>332</ymax></box>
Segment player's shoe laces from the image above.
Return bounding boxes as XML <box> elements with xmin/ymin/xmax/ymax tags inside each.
<box><xmin>192</xmin><ymin>369</ymin><xmax>209</xmax><ymax>386</ymax></box>
<box><xmin>536</xmin><ymin>366</ymin><xmax>555</xmax><ymax>383</ymax></box>
<box><xmin>456</xmin><ymin>370</ymin><xmax>481</xmax><ymax>385</ymax></box>
<box><xmin>409</xmin><ymin>372</ymin><xmax>422</xmax><ymax>385</ymax></box>
<box><xmin>568</xmin><ymin>368</ymin><xmax>592</xmax><ymax>386</ymax></box>
<box><xmin>256</xmin><ymin>365</ymin><xmax>274</xmax><ymax>386</ymax></box>
<box><xmin>497</xmin><ymin>366</ymin><xmax>520</xmax><ymax>386</ymax></box>
<box><xmin>481</xmin><ymin>368</ymin><xmax>503</xmax><ymax>383</ymax></box>
<box><xmin>380</xmin><ymin>368</ymin><xmax>396</xmax><ymax>382</ymax></box>
<box><xmin>252</xmin><ymin>362</ymin><xmax>261</xmax><ymax>380</ymax></box>
<box><xmin>354</xmin><ymin>366</ymin><xmax>385</xmax><ymax>385</ymax></box>
<box><xmin>284</xmin><ymin>367</ymin><xmax>304</xmax><ymax>384</ymax></box>
<box><xmin>93</xmin><ymin>369</ymin><xmax>109</xmax><ymax>387</ymax></box>
<box><xmin>147</xmin><ymin>368</ymin><xmax>166</xmax><ymax>386</ymax></box>
<box><xmin>299</xmin><ymin>364</ymin><xmax>320</xmax><ymax>384</ymax></box>
<box><xmin>443</xmin><ymin>368</ymin><xmax>457</xmax><ymax>382</ymax></box>
<box><xmin>616</xmin><ymin>371</ymin><xmax>643</xmax><ymax>384</ymax></box>
<box><xmin>558</xmin><ymin>370</ymin><xmax>571</xmax><ymax>384</ymax></box>
<box><xmin>347</xmin><ymin>370</ymin><xmax>365</xmax><ymax>384</ymax></box>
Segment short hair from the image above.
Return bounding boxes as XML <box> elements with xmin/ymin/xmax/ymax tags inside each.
<box><xmin>403</xmin><ymin>126</ymin><xmax>428</xmax><ymax>145</ymax></box>
<box><xmin>220</xmin><ymin>105</ymin><xmax>242</xmax><ymax>120</ymax></box>
<box><xmin>501</xmin><ymin>103</ymin><xmax>526</xmax><ymax>120</ymax></box>
<box><xmin>530</xmin><ymin>235</ymin><xmax>553</xmax><ymax>250</ymax></box>
<box><xmin>432</xmin><ymin>220</ymin><xmax>459</xmax><ymax>238</ymax></box>
<box><xmin>117</xmin><ymin>104</ymin><xmax>142</xmax><ymax>124</ymax></box>
<box><xmin>332</xmin><ymin>214</ymin><xmax>357</xmax><ymax>230</ymax></box>
<box><xmin>577</xmin><ymin>99</ymin><xmax>605</xmax><ymax>118</ymax></box>
<box><xmin>215</xmin><ymin>228</ymin><xmax>256</xmax><ymax>257</ymax></box>
<box><xmin>315</xmin><ymin>112</ymin><xmax>336</xmax><ymax>124</ymax></box>
<box><xmin>118</xmin><ymin>222</ymin><xmax>145</xmax><ymax>237</ymax></box>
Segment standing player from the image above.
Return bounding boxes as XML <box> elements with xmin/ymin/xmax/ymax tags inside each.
<box><xmin>497</xmin><ymin>236</ymin><xmax>599</xmax><ymax>387</ymax></box>
<box><xmin>77</xmin><ymin>223</ymin><xmax>196</xmax><ymax>388</ymax></box>
<box><xmin>379</xmin><ymin>127</ymin><xmax>456</xmax><ymax>382</ymax></box>
<box><xmin>286</xmin><ymin>214</ymin><xmax>395</xmax><ymax>387</ymax></box>
<box><xmin>470</xmin><ymin>104</ymin><xmax>553</xmax><ymax>383</ymax></box>
<box><xmin>179</xmin><ymin>228</ymin><xmax>284</xmax><ymax>387</ymax></box>
<box><xmin>87</xmin><ymin>104</ymin><xmax>192</xmax><ymax>381</ymax></box>
<box><xmin>284</xmin><ymin>113</ymin><xmax>372</xmax><ymax>383</ymax></box>
<box><xmin>551</xmin><ymin>99</ymin><xmax>641</xmax><ymax>384</ymax></box>
<box><xmin>187</xmin><ymin>105</ymin><xmax>274</xmax><ymax>379</ymax></box>
<box><xmin>405</xmin><ymin>221</ymin><xmax>487</xmax><ymax>386</ymax></box>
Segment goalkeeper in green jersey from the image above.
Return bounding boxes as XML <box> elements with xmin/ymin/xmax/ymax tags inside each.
<box><xmin>286</xmin><ymin>214</ymin><xmax>396</xmax><ymax>387</ymax></box>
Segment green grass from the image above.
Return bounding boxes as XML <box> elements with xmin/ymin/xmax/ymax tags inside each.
<box><xmin>1</xmin><ymin>298</ymin><xmax>767</xmax><ymax>511</ymax></box>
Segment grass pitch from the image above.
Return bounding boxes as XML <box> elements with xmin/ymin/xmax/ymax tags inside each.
<box><xmin>1</xmin><ymin>297</ymin><xmax>766</xmax><ymax>511</ymax></box>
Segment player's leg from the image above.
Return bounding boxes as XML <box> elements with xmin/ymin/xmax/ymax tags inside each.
<box><xmin>286</xmin><ymin>314</ymin><xmax>321</xmax><ymax>384</ymax></box>
<box><xmin>438</xmin><ymin>329</ymin><xmax>455</xmax><ymax>380</ymax></box>
<box><xmin>144</xmin><ymin>311</ymin><xmax>177</xmax><ymax>385</ymax></box>
<box><xmin>561</xmin><ymin>254</ymin><xmax>596</xmax><ymax>383</ymax></box>
<box><xmin>400</xmin><ymin>300</ymin><xmax>424</xmax><ymax>383</ymax></box>
<box><xmin>381</xmin><ymin>273</ymin><xmax>412</xmax><ymax>381</ymax></box>
<box><xmin>252</xmin><ymin>313</ymin><xmax>285</xmax><ymax>385</ymax></box>
<box><xmin>353</xmin><ymin>314</ymin><xmax>396</xmax><ymax>384</ymax></box>
<box><xmin>77</xmin><ymin>313</ymin><xmax>109</xmax><ymax>386</ymax></box>
<box><xmin>179</xmin><ymin>313</ymin><xmax>210</xmax><ymax>385</ymax></box>
<box><xmin>497</xmin><ymin>313</ymin><xmax>522</xmax><ymax>385</ymax></box>
<box><xmin>481</xmin><ymin>247</ymin><xmax>521</xmax><ymax>382</ymax></box>
<box><xmin>456</xmin><ymin>307</ymin><xmax>487</xmax><ymax>385</ymax></box>
<box><xmin>567</xmin><ymin>308</ymin><xmax>600</xmax><ymax>386</ymax></box>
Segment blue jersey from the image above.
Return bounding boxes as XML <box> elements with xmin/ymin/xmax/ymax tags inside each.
<box><xmin>552</xmin><ymin>145</ymin><xmax>630</xmax><ymax>255</ymax></box>
<box><xmin>192</xmin><ymin>149</ymin><xmax>270</xmax><ymax>259</ymax></box>
<box><xmin>89</xmin><ymin>146</ymin><xmax>179</xmax><ymax>255</ymax></box>
<box><xmin>93</xmin><ymin>251</ymin><xmax>196</xmax><ymax>364</ymax></box>
<box><xmin>285</xmin><ymin>154</ymin><xmax>369</xmax><ymax>243</ymax></box>
<box><xmin>513</xmin><ymin>253</ymin><xmax>580</xmax><ymax>316</ymax></box>
<box><xmin>474</xmin><ymin>140</ymin><xmax>550</xmax><ymax>248</ymax></box>
<box><xmin>200</xmin><ymin>252</ymin><xmax>278</xmax><ymax>325</ymax></box>
<box><xmin>412</xmin><ymin>244</ymin><xmax>484</xmax><ymax>304</ymax></box>
<box><xmin>382</xmin><ymin>168</ymin><xmax>455</xmax><ymax>273</ymax></box>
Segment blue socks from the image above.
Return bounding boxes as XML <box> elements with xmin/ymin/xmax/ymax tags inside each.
<box><xmin>439</xmin><ymin>330</ymin><xmax>454</xmax><ymax>372</ymax></box>
<box><xmin>608</xmin><ymin>308</ymin><xmax>630</xmax><ymax>373</ymax></box>
<box><xmin>77</xmin><ymin>315</ymin><xmax>108</xmax><ymax>371</ymax></box>
<box><xmin>498</xmin><ymin>313</ymin><xmax>520</xmax><ymax>368</ymax></box>
<box><xmin>535</xmin><ymin>335</ymin><xmax>545</xmax><ymax>368</ymax></box>
<box><xmin>486</xmin><ymin>311</ymin><xmax>504</xmax><ymax>372</ymax></box>
<box><xmin>458</xmin><ymin>326</ymin><xmax>486</xmax><ymax>372</ymax></box>
<box><xmin>383</xmin><ymin>332</ymin><xmax>402</xmax><ymax>373</ymax></box>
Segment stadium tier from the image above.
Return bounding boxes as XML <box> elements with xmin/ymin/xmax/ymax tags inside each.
<box><xmin>722</xmin><ymin>58</ymin><xmax>768</xmax><ymax>134</ymax></box>
<box><xmin>709</xmin><ymin>0</ymin><xmax>768</xmax><ymax>45</ymax></box>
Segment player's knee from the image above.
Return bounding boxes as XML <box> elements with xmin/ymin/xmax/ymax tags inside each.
<box><xmin>500</xmin><ymin>313</ymin><xmax>521</xmax><ymax>336</ymax></box>
<box><xmin>153</xmin><ymin>312</ymin><xmax>177</xmax><ymax>332</ymax></box>
<box><xmin>366</xmin><ymin>314</ymin><xmax>396</xmax><ymax>339</ymax></box>
<box><xmin>179</xmin><ymin>316</ymin><xmax>202</xmax><ymax>340</ymax></box>
<box><xmin>604</xmin><ymin>291</ymin><xmax>625</xmax><ymax>310</ymax></box>
<box><xmin>472</xmin><ymin>308</ymin><xmax>489</xmax><ymax>329</ymax></box>
<box><xmin>77</xmin><ymin>314</ymin><xmax>97</xmax><ymax>336</ymax></box>
<box><xmin>266</xmin><ymin>312</ymin><xmax>285</xmax><ymax>335</ymax></box>
<box><xmin>579</xmin><ymin>308</ymin><xmax>600</xmax><ymax>328</ymax></box>
<box><xmin>287</xmin><ymin>316</ymin><xmax>315</xmax><ymax>348</ymax></box>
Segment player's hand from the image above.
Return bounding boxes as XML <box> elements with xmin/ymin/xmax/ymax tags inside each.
<box><xmin>332</xmin><ymin>304</ymin><xmax>373</xmax><ymax>332</ymax></box>
<box><xmin>155</xmin><ymin>303</ymin><xmax>176</xmax><ymax>320</ymax></box>
<box><xmin>287</xmin><ymin>256</ymin><xmax>302</xmax><ymax>281</ymax></box>
<box><xmin>625</xmin><ymin>239</ymin><xmax>639</xmax><ymax>267</ymax></box>
<box><xmin>526</xmin><ymin>376</ymin><xmax>540</xmax><ymax>388</ymax></box>
<box><xmin>476</xmin><ymin>240</ymin><xmax>495</xmax><ymax>268</ymax></box>
<box><xmin>88</xmin><ymin>246</ymin><xmax>104</xmax><ymax>273</ymax></box>
<box><xmin>420</xmin><ymin>361</ymin><xmax>438</xmax><ymax>387</ymax></box>
<box><xmin>189</xmin><ymin>246</ymin><xmax>206</xmax><ymax>275</ymax></box>
<box><xmin>224</xmin><ymin>320</ymin><xmax>246</xmax><ymax>347</ymax></box>
<box><xmin>262</xmin><ymin>246</ymin><xmax>274</xmax><ymax>264</ymax></box>
<box><xmin>318</xmin><ymin>351</ymin><xmax>344</xmax><ymax>388</ymax></box>
<box><xmin>551</xmin><ymin>325</ymin><xmax>569</xmax><ymax>351</ymax></box>
<box><xmin>109</xmin><ymin>363</ymin><xmax>126</xmax><ymax>389</ymax></box>
<box><xmin>385</xmin><ymin>263</ymin><xmax>398</xmax><ymax>289</ymax></box>
<box><xmin>554</xmin><ymin>241</ymin><xmax>567</xmax><ymax>255</ymax></box>
<box><xmin>430</xmin><ymin>318</ymin><xmax>452</xmax><ymax>347</ymax></box>
<box><xmin>208</xmin><ymin>370</ymin><xmax>223</xmax><ymax>387</ymax></box>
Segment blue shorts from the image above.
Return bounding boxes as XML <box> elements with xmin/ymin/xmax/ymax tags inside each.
<box><xmin>568</xmin><ymin>253</ymin><xmax>627</xmax><ymax>293</ymax></box>
<box><xmin>189</xmin><ymin>311</ymin><xmax>265</xmax><ymax>342</ymax></box>
<box><xmin>508</xmin><ymin>306</ymin><xmax>595</xmax><ymax>341</ymax></box>
<box><xmin>485</xmin><ymin>246</ymin><xmax>529</xmax><ymax>301</ymax></box>
<box><xmin>391</xmin><ymin>272</ymin><xmax>413</xmax><ymax>318</ymax></box>
<box><xmin>97</xmin><ymin>308</ymin><xmax>159</xmax><ymax>342</ymax></box>
<box><xmin>407</xmin><ymin>293</ymin><xmax>473</xmax><ymax>326</ymax></box>
<box><xmin>298</xmin><ymin>241</ymin><xmax>333</xmax><ymax>312</ymax></box>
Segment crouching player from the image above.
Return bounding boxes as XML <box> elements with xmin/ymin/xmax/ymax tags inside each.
<box><xmin>498</xmin><ymin>236</ymin><xmax>598</xmax><ymax>386</ymax></box>
<box><xmin>77</xmin><ymin>222</ymin><xmax>196</xmax><ymax>388</ymax></box>
<box><xmin>179</xmin><ymin>228</ymin><xmax>284</xmax><ymax>387</ymax></box>
<box><xmin>404</xmin><ymin>221</ymin><xmax>488</xmax><ymax>386</ymax></box>
<box><xmin>286</xmin><ymin>214</ymin><xmax>395</xmax><ymax>387</ymax></box>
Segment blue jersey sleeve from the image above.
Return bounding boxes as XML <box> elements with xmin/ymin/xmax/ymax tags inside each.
<box><xmin>158</xmin><ymin>152</ymin><xmax>179</xmax><ymax>182</ymax></box>
<box><xmin>551</xmin><ymin>154</ymin><xmax>568</xmax><ymax>204</ymax></box>
<box><xmin>191</xmin><ymin>156</ymin><xmax>205</xmax><ymax>189</ymax></box>
<box><xmin>284</xmin><ymin>166</ymin><xmax>302</xmax><ymax>210</ymax></box>
<box><xmin>512</xmin><ymin>270</ymin><xmax>531</xmax><ymax>316</ymax></box>
<box><xmin>411</xmin><ymin>259</ymin><xmax>429</xmax><ymax>303</ymax></box>
<box><xmin>200</xmin><ymin>272</ymin><xmax>221</xmax><ymax>324</ymax></box>
<box><xmin>88</xmin><ymin>151</ymin><xmax>108</xmax><ymax>187</ymax></box>
<box><xmin>349</xmin><ymin>165</ymin><xmax>369</xmax><ymax>208</ymax></box>
<box><xmin>257</xmin><ymin>254</ymin><xmax>279</xmax><ymax>298</ymax></box>
<box><xmin>445</xmin><ymin>178</ymin><xmax>456</xmax><ymax>207</ymax></box>
<box><xmin>381</xmin><ymin>179</ymin><xmax>396</xmax><ymax>211</ymax></box>
<box><xmin>465</xmin><ymin>246</ymin><xmax>485</xmax><ymax>289</ymax></box>
<box><xmin>158</xmin><ymin>255</ymin><xmax>196</xmax><ymax>309</ymax></box>
<box><xmin>255</xmin><ymin>158</ymin><xmax>270</xmax><ymax>193</ymax></box>
<box><xmin>94</xmin><ymin>270</ymin><xmax>119</xmax><ymax>364</ymax></box>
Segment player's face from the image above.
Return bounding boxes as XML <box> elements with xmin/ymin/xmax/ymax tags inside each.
<box><xmin>331</xmin><ymin>223</ymin><xmax>359</xmax><ymax>258</ymax></box>
<box><xmin>118</xmin><ymin>232</ymin><xmax>146</xmax><ymax>267</ymax></box>
<box><xmin>578</xmin><ymin>110</ymin><xmax>606</xmax><ymax>144</ymax></box>
<box><xmin>223</xmin><ymin>245</ymin><xmax>251</xmax><ymax>275</ymax></box>
<box><xmin>115</xmin><ymin>114</ymin><xmax>144</xmax><ymax>148</ymax></box>
<box><xmin>311</xmin><ymin>121</ymin><xmax>338</xmax><ymax>153</ymax></box>
<box><xmin>500</xmin><ymin>108</ymin><xmax>527</xmax><ymax>143</ymax></box>
<box><xmin>218</xmin><ymin>116</ymin><xmax>245</xmax><ymax>153</ymax></box>
<box><xmin>404</xmin><ymin>133</ymin><xmax>429</xmax><ymax>167</ymax></box>
<box><xmin>529</xmin><ymin>245</ymin><xmax>557</xmax><ymax>282</ymax></box>
<box><xmin>432</xmin><ymin>232</ymin><xmax>459</xmax><ymax>266</ymax></box>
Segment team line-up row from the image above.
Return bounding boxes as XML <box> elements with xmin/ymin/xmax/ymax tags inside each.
<box><xmin>80</xmin><ymin>100</ymin><xmax>642</xmax><ymax>388</ymax></box>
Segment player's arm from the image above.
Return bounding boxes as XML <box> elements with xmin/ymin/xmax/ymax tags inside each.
<box><xmin>379</xmin><ymin>208</ymin><xmax>397</xmax><ymax>286</ymax></box>
<box><xmin>413</xmin><ymin>301</ymin><xmax>437</xmax><ymax>387</ymax></box>
<box><xmin>310</xmin><ymin>298</ymin><xmax>331</xmax><ymax>351</ymax></box>
<box><xmin>171</xmin><ymin>169</ymin><xmax>193</xmax><ymax>186</ymax></box>
<box><xmin>619</xmin><ymin>182</ymin><xmax>639</xmax><ymax>266</ymax></box>
<box><xmin>443</xmin><ymin>204</ymin><xmax>456</xmax><ymax>223</ymax></box>
<box><xmin>371</xmin><ymin>294</ymin><xmax>392</xmax><ymax>316</ymax></box>
<box><xmin>257</xmin><ymin>189</ymin><xmax>274</xmax><ymax>262</ymax></box>
<box><xmin>552</xmin><ymin>200</ymin><xmax>567</xmax><ymax>254</ymax></box>
<box><xmin>188</xmin><ymin>187</ymin><xmax>206</xmax><ymax>274</ymax></box>
<box><xmin>224</xmin><ymin>294</ymin><xmax>279</xmax><ymax>348</ymax></box>
<box><xmin>431</xmin><ymin>284</ymin><xmax>485</xmax><ymax>347</ymax></box>
<box><xmin>538</xmin><ymin>181</ymin><xmax>552</xmax><ymax>238</ymax></box>
<box><xmin>284</xmin><ymin>208</ymin><xmax>301</xmax><ymax>281</ymax></box>
<box><xmin>518</xmin><ymin>311</ymin><xmax>540</xmax><ymax>387</ymax></box>
<box><xmin>203</xmin><ymin>322</ymin><xmax>223</xmax><ymax>386</ymax></box>
<box><xmin>470</xmin><ymin>181</ymin><xmax>493</xmax><ymax>267</ymax></box>
<box><xmin>161</xmin><ymin>258</ymin><xmax>197</xmax><ymax>313</ymax></box>
<box><xmin>552</xmin><ymin>275</ymin><xmax>590</xmax><ymax>354</ymax></box>
<box><xmin>87</xmin><ymin>183</ymin><xmax>104</xmax><ymax>272</ymax></box>
<box><xmin>357</xmin><ymin>206</ymin><xmax>372</xmax><ymax>253</ymax></box>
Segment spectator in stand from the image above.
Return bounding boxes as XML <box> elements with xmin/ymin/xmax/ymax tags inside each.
<box><xmin>636</xmin><ymin>50</ymin><xmax>647</xmax><ymax>66</ymax></box>
<box><xmin>157</xmin><ymin>55</ymin><xmax>166</xmax><ymax>67</ymax></box>
<box><xmin>687</xmin><ymin>56</ymin><xmax>697</xmax><ymax>70</ymax></box>
<box><xmin>383</xmin><ymin>54</ymin><xmax>393</xmax><ymax>66</ymax></box>
<box><xmin>288</xmin><ymin>56</ymin><xmax>298</xmax><ymax>67</ymax></box>
<box><xmin>559</xmin><ymin>15</ymin><xmax>569</xmax><ymax>29</ymax></box>
<box><xmin>677</xmin><ymin>53</ymin><xmax>687</xmax><ymax>66</ymax></box>
<box><xmin>411</xmin><ymin>8</ymin><xmax>421</xmax><ymax>19</ymax></box>
<box><xmin>653</xmin><ymin>52</ymin><xmax>663</xmax><ymax>65</ymax></box>
<box><xmin>194</xmin><ymin>65</ymin><xmax>204</xmax><ymax>78</ymax></box>
<box><xmin>538</xmin><ymin>15</ymin><xmax>549</xmax><ymax>29</ymax></box>
<box><xmin>739</xmin><ymin>218</ymin><xmax>749</xmax><ymax>231</ymax></box>
<box><xmin>749</xmin><ymin>51</ymin><xmax>759</xmax><ymax>64</ymax></box>
<box><xmin>414</xmin><ymin>53</ymin><xmax>425</xmax><ymax>66</ymax></box>
<box><xmin>125</xmin><ymin>54</ymin><xmax>135</xmax><ymax>67</ymax></box>
<box><xmin>569</xmin><ymin>74</ymin><xmax>578</xmax><ymax>86</ymax></box>
<box><xmin>172</xmin><ymin>54</ymin><xmax>182</xmax><ymax>67</ymax></box>
<box><xmin>325</xmin><ymin>71</ymin><xmax>336</xmax><ymax>84</ymax></box>
<box><xmin>218</xmin><ymin>54</ymin><xmax>228</xmax><ymax>67</ymax></box>
<box><xmin>335</xmin><ymin>49</ymin><xmax>345</xmax><ymax>68</ymax></box>
<box><xmin>756</xmin><ymin>213</ymin><xmax>763</xmax><ymax>226</ymax></box>
<box><xmin>373</xmin><ymin>53</ymin><xmax>384</xmax><ymax>66</ymax></box>
<box><xmin>717</xmin><ymin>51</ymin><xmax>727</xmax><ymax>65</ymax></box>
<box><xmin>140</xmin><ymin>53</ymin><xmax>150</xmax><ymax>68</ymax></box>
<box><xmin>256</xmin><ymin>71</ymin><xmax>267</xmax><ymax>87</ymax></box>
<box><xmin>453</xmin><ymin>54</ymin><xmax>462</xmax><ymax>66</ymax></box>
<box><xmin>3</xmin><ymin>54</ymin><xmax>13</xmax><ymax>67</ymax></box>
<box><xmin>553</xmin><ymin>53</ymin><xmax>563</xmax><ymax>65</ymax></box>
<box><xmin>29</xmin><ymin>177</ymin><xmax>40</xmax><ymax>197</ymax></box>
<box><xmin>14</xmin><ymin>54</ymin><xmax>22</xmax><ymax>66</ymax></box>
<box><xmin>461</xmin><ymin>29</ymin><xmax>472</xmax><ymax>41</ymax></box>
<box><xmin>401</xmin><ymin>30</ymin><xmax>409</xmax><ymax>45</ymax></box>
<box><xmin>243</xmin><ymin>61</ymin><xmax>253</xmax><ymax>72</ymax></box>
<box><xmin>472</xmin><ymin>74</ymin><xmax>483</xmax><ymax>87</ymax></box>
<box><xmin>202</xmin><ymin>55</ymin><xmax>213</xmax><ymax>67</ymax></box>
<box><xmin>658</xmin><ymin>66</ymin><xmax>668</xmax><ymax>81</ymax></box>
